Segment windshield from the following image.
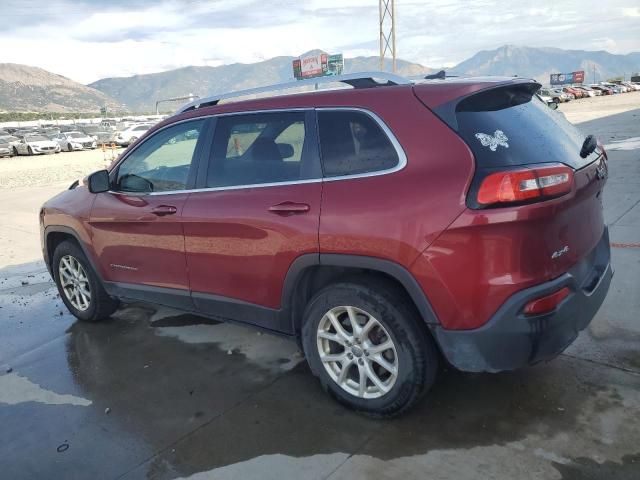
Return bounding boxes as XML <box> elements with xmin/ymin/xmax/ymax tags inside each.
<box><xmin>27</xmin><ymin>135</ymin><xmax>49</xmax><ymax>142</ymax></box>
<box><xmin>68</xmin><ymin>132</ymin><xmax>85</xmax><ymax>138</ymax></box>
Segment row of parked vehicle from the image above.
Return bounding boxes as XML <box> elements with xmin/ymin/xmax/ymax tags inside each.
<box><xmin>0</xmin><ymin>119</ymin><xmax>161</xmax><ymax>158</ymax></box>
<box><xmin>538</xmin><ymin>81</ymin><xmax>640</xmax><ymax>104</ymax></box>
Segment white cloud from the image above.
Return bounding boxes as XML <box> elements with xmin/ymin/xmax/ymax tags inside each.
<box><xmin>0</xmin><ymin>0</ymin><xmax>638</xmax><ymax>84</ymax></box>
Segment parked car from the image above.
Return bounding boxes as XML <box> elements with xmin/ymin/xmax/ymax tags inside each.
<box><xmin>52</xmin><ymin>131</ymin><xmax>98</xmax><ymax>151</ymax></box>
<box><xmin>40</xmin><ymin>73</ymin><xmax>612</xmax><ymax>416</ymax></box>
<box><xmin>620</xmin><ymin>81</ymin><xmax>640</xmax><ymax>91</ymax></box>
<box><xmin>536</xmin><ymin>91</ymin><xmax>558</xmax><ymax>108</ymax></box>
<box><xmin>540</xmin><ymin>88</ymin><xmax>569</xmax><ymax>103</ymax></box>
<box><xmin>115</xmin><ymin>124</ymin><xmax>152</xmax><ymax>146</ymax></box>
<box><xmin>602</xmin><ymin>83</ymin><xmax>626</xmax><ymax>94</ymax></box>
<box><xmin>551</xmin><ymin>88</ymin><xmax>571</xmax><ymax>102</ymax></box>
<box><xmin>599</xmin><ymin>83</ymin><xmax>622</xmax><ymax>94</ymax></box>
<box><xmin>562</xmin><ymin>86</ymin><xmax>584</xmax><ymax>99</ymax></box>
<box><xmin>574</xmin><ymin>86</ymin><xmax>596</xmax><ymax>97</ymax></box>
<box><xmin>0</xmin><ymin>135</ymin><xmax>22</xmax><ymax>156</ymax></box>
<box><xmin>0</xmin><ymin>138</ymin><xmax>13</xmax><ymax>158</ymax></box>
<box><xmin>14</xmin><ymin>134</ymin><xmax>60</xmax><ymax>155</ymax></box>
<box><xmin>590</xmin><ymin>85</ymin><xmax>612</xmax><ymax>95</ymax></box>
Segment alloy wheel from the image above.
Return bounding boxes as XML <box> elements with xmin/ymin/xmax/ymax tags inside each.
<box><xmin>316</xmin><ymin>306</ymin><xmax>398</xmax><ymax>399</ymax></box>
<box><xmin>58</xmin><ymin>255</ymin><xmax>92</xmax><ymax>311</ymax></box>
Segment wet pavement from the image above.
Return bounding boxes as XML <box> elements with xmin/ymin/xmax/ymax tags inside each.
<box><xmin>1</xmin><ymin>109</ymin><xmax>639</xmax><ymax>480</ymax></box>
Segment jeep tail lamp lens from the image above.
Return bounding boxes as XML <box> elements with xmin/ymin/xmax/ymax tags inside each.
<box><xmin>477</xmin><ymin>164</ymin><xmax>574</xmax><ymax>206</ymax></box>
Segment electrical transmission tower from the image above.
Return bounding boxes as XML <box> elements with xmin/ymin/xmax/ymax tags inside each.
<box><xmin>379</xmin><ymin>0</ymin><xmax>396</xmax><ymax>72</ymax></box>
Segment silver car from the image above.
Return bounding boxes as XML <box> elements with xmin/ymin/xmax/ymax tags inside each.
<box><xmin>0</xmin><ymin>135</ymin><xmax>20</xmax><ymax>157</ymax></box>
<box><xmin>14</xmin><ymin>134</ymin><xmax>61</xmax><ymax>155</ymax></box>
<box><xmin>52</xmin><ymin>131</ymin><xmax>98</xmax><ymax>151</ymax></box>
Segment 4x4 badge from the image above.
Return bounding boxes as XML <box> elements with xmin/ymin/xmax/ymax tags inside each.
<box><xmin>475</xmin><ymin>130</ymin><xmax>509</xmax><ymax>151</ymax></box>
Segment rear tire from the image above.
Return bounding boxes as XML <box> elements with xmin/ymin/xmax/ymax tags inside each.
<box><xmin>52</xmin><ymin>240</ymin><xmax>119</xmax><ymax>322</ymax></box>
<box><xmin>301</xmin><ymin>280</ymin><xmax>438</xmax><ymax>417</ymax></box>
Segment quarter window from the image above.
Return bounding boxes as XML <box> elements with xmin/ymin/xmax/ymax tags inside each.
<box><xmin>115</xmin><ymin>119</ymin><xmax>205</xmax><ymax>193</ymax></box>
<box><xmin>317</xmin><ymin>110</ymin><xmax>399</xmax><ymax>177</ymax></box>
<box><xmin>206</xmin><ymin>111</ymin><xmax>319</xmax><ymax>188</ymax></box>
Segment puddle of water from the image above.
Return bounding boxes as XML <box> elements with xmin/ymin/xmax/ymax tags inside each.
<box><xmin>0</xmin><ymin>372</ymin><xmax>91</xmax><ymax>406</ymax></box>
<box><xmin>145</xmin><ymin>305</ymin><xmax>302</xmax><ymax>372</ymax></box>
<box><xmin>153</xmin><ymin>321</ymin><xmax>301</xmax><ymax>372</ymax></box>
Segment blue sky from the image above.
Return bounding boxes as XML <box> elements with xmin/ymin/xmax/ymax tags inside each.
<box><xmin>1</xmin><ymin>0</ymin><xmax>638</xmax><ymax>83</ymax></box>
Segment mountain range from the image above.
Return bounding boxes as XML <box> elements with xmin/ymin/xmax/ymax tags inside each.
<box><xmin>88</xmin><ymin>54</ymin><xmax>432</xmax><ymax>112</ymax></box>
<box><xmin>1</xmin><ymin>45</ymin><xmax>638</xmax><ymax>113</ymax></box>
<box><xmin>451</xmin><ymin>45</ymin><xmax>640</xmax><ymax>84</ymax></box>
<box><xmin>0</xmin><ymin>63</ymin><xmax>121</xmax><ymax>113</ymax></box>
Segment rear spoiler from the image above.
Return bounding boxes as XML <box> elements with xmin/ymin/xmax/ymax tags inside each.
<box><xmin>414</xmin><ymin>79</ymin><xmax>541</xmax><ymax>131</ymax></box>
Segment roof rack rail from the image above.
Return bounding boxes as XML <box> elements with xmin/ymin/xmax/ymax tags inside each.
<box><xmin>176</xmin><ymin>71</ymin><xmax>411</xmax><ymax>114</ymax></box>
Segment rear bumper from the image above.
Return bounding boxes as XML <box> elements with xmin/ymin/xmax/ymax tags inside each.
<box><xmin>433</xmin><ymin>227</ymin><xmax>612</xmax><ymax>373</ymax></box>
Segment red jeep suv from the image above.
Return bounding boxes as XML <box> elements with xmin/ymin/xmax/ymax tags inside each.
<box><xmin>40</xmin><ymin>73</ymin><xmax>612</xmax><ymax>416</ymax></box>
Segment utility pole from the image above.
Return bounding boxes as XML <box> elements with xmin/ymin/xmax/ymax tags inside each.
<box><xmin>379</xmin><ymin>0</ymin><xmax>397</xmax><ymax>72</ymax></box>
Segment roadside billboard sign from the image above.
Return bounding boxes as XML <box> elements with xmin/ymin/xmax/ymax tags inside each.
<box><xmin>293</xmin><ymin>52</ymin><xmax>344</xmax><ymax>80</ymax></box>
<box><xmin>550</xmin><ymin>71</ymin><xmax>585</xmax><ymax>85</ymax></box>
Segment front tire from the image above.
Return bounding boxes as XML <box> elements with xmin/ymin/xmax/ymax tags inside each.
<box><xmin>302</xmin><ymin>280</ymin><xmax>438</xmax><ymax>417</ymax></box>
<box><xmin>67</xmin><ymin>143</ymin><xmax>73</xmax><ymax>152</ymax></box>
<box><xmin>27</xmin><ymin>146</ymin><xmax>33</xmax><ymax>155</ymax></box>
<box><xmin>52</xmin><ymin>240</ymin><xmax>119</xmax><ymax>322</ymax></box>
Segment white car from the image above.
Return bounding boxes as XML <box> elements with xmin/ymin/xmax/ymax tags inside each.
<box><xmin>621</xmin><ymin>82</ymin><xmax>640</xmax><ymax>91</ymax></box>
<box><xmin>575</xmin><ymin>86</ymin><xmax>596</xmax><ymax>97</ymax></box>
<box><xmin>53</xmin><ymin>131</ymin><xmax>98</xmax><ymax>151</ymax></box>
<box><xmin>0</xmin><ymin>135</ymin><xmax>21</xmax><ymax>156</ymax></box>
<box><xmin>115</xmin><ymin>124</ymin><xmax>152</xmax><ymax>146</ymax></box>
<box><xmin>14</xmin><ymin>134</ymin><xmax>61</xmax><ymax>155</ymax></box>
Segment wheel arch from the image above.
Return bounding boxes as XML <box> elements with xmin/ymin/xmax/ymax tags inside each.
<box><xmin>283</xmin><ymin>254</ymin><xmax>440</xmax><ymax>336</ymax></box>
<box><xmin>44</xmin><ymin>226</ymin><xmax>100</xmax><ymax>279</ymax></box>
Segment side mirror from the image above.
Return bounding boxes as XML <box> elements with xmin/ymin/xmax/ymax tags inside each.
<box><xmin>277</xmin><ymin>142</ymin><xmax>295</xmax><ymax>159</ymax></box>
<box><xmin>88</xmin><ymin>169</ymin><xmax>110</xmax><ymax>193</ymax></box>
<box><xmin>548</xmin><ymin>101</ymin><xmax>558</xmax><ymax>110</ymax></box>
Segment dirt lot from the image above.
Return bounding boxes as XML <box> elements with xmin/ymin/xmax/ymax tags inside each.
<box><xmin>558</xmin><ymin>90</ymin><xmax>640</xmax><ymax>123</ymax></box>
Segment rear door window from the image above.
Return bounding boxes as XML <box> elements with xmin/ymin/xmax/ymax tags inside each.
<box><xmin>454</xmin><ymin>84</ymin><xmax>599</xmax><ymax>169</ymax></box>
<box><xmin>206</xmin><ymin>111</ymin><xmax>320</xmax><ymax>188</ymax></box>
<box><xmin>317</xmin><ymin>110</ymin><xmax>400</xmax><ymax>177</ymax></box>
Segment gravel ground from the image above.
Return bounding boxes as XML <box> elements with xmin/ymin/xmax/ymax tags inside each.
<box><xmin>1</xmin><ymin>91</ymin><xmax>638</xmax><ymax>190</ymax></box>
<box><xmin>0</xmin><ymin>147</ymin><xmax>122</xmax><ymax>189</ymax></box>
<box><xmin>558</xmin><ymin>90</ymin><xmax>640</xmax><ymax>123</ymax></box>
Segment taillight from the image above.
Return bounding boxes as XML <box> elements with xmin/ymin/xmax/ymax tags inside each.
<box><xmin>523</xmin><ymin>287</ymin><xmax>571</xmax><ymax>315</ymax></box>
<box><xmin>476</xmin><ymin>164</ymin><xmax>574</xmax><ymax>207</ymax></box>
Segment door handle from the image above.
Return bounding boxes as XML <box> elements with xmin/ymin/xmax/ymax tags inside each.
<box><xmin>268</xmin><ymin>202</ymin><xmax>310</xmax><ymax>215</ymax></box>
<box><xmin>151</xmin><ymin>205</ymin><xmax>177</xmax><ymax>216</ymax></box>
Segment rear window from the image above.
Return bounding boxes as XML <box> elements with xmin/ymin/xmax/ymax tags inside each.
<box><xmin>317</xmin><ymin>110</ymin><xmax>399</xmax><ymax>177</ymax></box>
<box><xmin>455</xmin><ymin>84</ymin><xmax>598</xmax><ymax>169</ymax></box>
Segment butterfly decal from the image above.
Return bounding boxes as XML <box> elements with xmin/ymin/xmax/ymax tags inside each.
<box><xmin>475</xmin><ymin>130</ymin><xmax>509</xmax><ymax>151</ymax></box>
